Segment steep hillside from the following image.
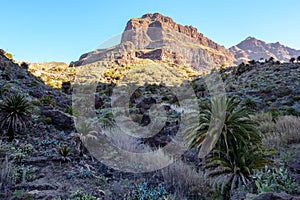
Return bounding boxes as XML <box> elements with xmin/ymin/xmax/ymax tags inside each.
<box><xmin>230</xmin><ymin>36</ymin><xmax>300</xmax><ymax>63</ymax></box>
<box><xmin>27</xmin><ymin>62</ymin><xmax>75</xmax><ymax>88</ymax></box>
<box><xmin>223</xmin><ymin>61</ymin><xmax>300</xmax><ymax>114</ymax></box>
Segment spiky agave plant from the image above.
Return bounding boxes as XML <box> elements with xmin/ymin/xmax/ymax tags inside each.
<box><xmin>0</xmin><ymin>94</ymin><xmax>31</xmax><ymax>142</ymax></box>
<box><xmin>187</xmin><ymin>96</ymin><xmax>271</xmax><ymax>196</ymax></box>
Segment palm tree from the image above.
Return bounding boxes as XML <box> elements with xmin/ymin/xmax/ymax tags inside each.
<box><xmin>206</xmin><ymin>140</ymin><xmax>270</xmax><ymax>195</ymax></box>
<box><xmin>268</xmin><ymin>57</ymin><xmax>274</xmax><ymax>64</ymax></box>
<box><xmin>290</xmin><ymin>57</ymin><xmax>296</xmax><ymax>63</ymax></box>
<box><xmin>187</xmin><ymin>96</ymin><xmax>270</xmax><ymax>197</ymax></box>
<box><xmin>248</xmin><ymin>60</ymin><xmax>256</xmax><ymax>65</ymax></box>
<box><xmin>0</xmin><ymin>94</ymin><xmax>31</xmax><ymax>142</ymax></box>
<box><xmin>188</xmin><ymin>97</ymin><xmax>261</xmax><ymax>154</ymax></box>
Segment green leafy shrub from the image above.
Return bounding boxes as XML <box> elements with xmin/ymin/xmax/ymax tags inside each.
<box><xmin>267</xmin><ymin>107</ymin><xmax>281</xmax><ymax>121</ymax></box>
<box><xmin>41</xmin><ymin>138</ymin><xmax>59</xmax><ymax>146</ymax></box>
<box><xmin>13</xmin><ymin>190</ymin><xmax>33</xmax><ymax>200</ymax></box>
<box><xmin>64</xmin><ymin>105</ymin><xmax>73</xmax><ymax>115</ymax></box>
<box><xmin>0</xmin><ymin>94</ymin><xmax>31</xmax><ymax>141</ymax></box>
<box><xmin>8</xmin><ymin>143</ymin><xmax>33</xmax><ymax>162</ymax></box>
<box><xmin>281</xmin><ymin>106</ymin><xmax>300</xmax><ymax>116</ymax></box>
<box><xmin>131</xmin><ymin>182</ymin><xmax>168</xmax><ymax>200</ymax></box>
<box><xmin>71</xmin><ymin>189</ymin><xmax>98</xmax><ymax>200</ymax></box>
<box><xmin>79</xmin><ymin>170</ymin><xmax>93</xmax><ymax>179</ymax></box>
<box><xmin>235</xmin><ymin>63</ymin><xmax>253</xmax><ymax>76</ymax></box>
<box><xmin>39</xmin><ymin>115</ymin><xmax>52</xmax><ymax>124</ymax></box>
<box><xmin>39</xmin><ymin>95</ymin><xmax>55</xmax><ymax>106</ymax></box>
<box><xmin>242</xmin><ymin>98</ymin><xmax>257</xmax><ymax>110</ymax></box>
<box><xmin>249</xmin><ymin>166</ymin><xmax>298</xmax><ymax>194</ymax></box>
<box><xmin>11</xmin><ymin>165</ymin><xmax>38</xmax><ymax>184</ymax></box>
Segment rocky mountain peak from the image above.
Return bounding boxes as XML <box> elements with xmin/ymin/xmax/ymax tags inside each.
<box><xmin>245</xmin><ymin>36</ymin><xmax>257</xmax><ymax>41</ymax></box>
<box><xmin>123</xmin><ymin>13</ymin><xmax>232</xmax><ymax>54</ymax></box>
<box><xmin>230</xmin><ymin>36</ymin><xmax>300</xmax><ymax>63</ymax></box>
<box><xmin>71</xmin><ymin>13</ymin><xmax>235</xmax><ymax>70</ymax></box>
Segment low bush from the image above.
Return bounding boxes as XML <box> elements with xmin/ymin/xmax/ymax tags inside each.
<box><xmin>131</xmin><ymin>181</ymin><xmax>168</xmax><ymax>200</ymax></box>
<box><xmin>39</xmin><ymin>95</ymin><xmax>55</xmax><ymax>106</ymax></box>
<box><xmin>162</xmin><ymin>160</ymin><xmax>208</xmax><ymax>199</ymax></box>
<box><xmin>247</xmin><ymin>165</ymin><xmax>298</xmax><ymax>195</ymax></box>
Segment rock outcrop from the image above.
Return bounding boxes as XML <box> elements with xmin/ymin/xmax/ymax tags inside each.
<box><xmin>123</xmin><ymin>13</ymin><xmax>233</xmax><ymax>58</ymax></box>
<box><xmin>71</xmin><ymin>13</ymin><xmax>236</xmax><ymax>72</ymax></box>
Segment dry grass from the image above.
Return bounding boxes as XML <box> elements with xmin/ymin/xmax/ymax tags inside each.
<box><xmin>161</xmin><ymin>160</ymin><xmax>208</xmax><ymax>199</ymax></box>
<box><xmin>28</xmin><ymin>62</ymin><xmax>77</xmax><ymax>88</ymax></box>
<box><xmin>267</xmin><ymin>115</ymin><xmax>300</xmax><ymax>146</ymax></box>
<box><xmin>0</xmin><ymin>156</ymin><xmax>12</xmax><ymax>194</ymax></box>
<box><xmin>93</xmin><ymin>127</ymin><xmax>175</xmax><ymax>172</ymax></box>
<box><xmin>252</xmin><ymin>113</ymin><xmax>300</xmax><ymax>148</ymax></box>
<box><xmin>251</xmin><ymin>112</ymin><xmax>274</xmax><ymax>134</ymax></box>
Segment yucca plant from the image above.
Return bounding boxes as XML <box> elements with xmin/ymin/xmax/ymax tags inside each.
<box><xmin>0</xmin><ymin>94</ymin><xmax>31</xmax><ymax>142</ymax></box>
<box><xmin>187</xmin><ymin>96</ymin><xmax>271</xmax><ymax>197</ymax></box>
<box><xmin>58</xmin><ymin>145</ymin><xmax>71</xmax><ymax>162</ymax></box>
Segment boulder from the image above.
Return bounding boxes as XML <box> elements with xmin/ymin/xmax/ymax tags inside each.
<box><xmin>41</xmin><ymin>106</ymin><xmax>74</xmax><ymax>132</ymax></box>
<box><xmin>253</xmin><ymin>192</ymin><xmax>300</xmax><ymax>200</ymax></box>
<box><xmin>61</xmin><ymin>81</ymin><xmax>72</xmax><ymax>94</ymax></box>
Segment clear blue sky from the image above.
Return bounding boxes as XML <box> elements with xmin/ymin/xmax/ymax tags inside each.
<box><xmin>1</xmin><ymin>0</ymin><xmax>300</xmax><ymax>63</ymax></box>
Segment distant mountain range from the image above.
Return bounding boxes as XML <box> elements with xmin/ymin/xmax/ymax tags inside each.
<box><xmin>230</xmin><ymin>36</ymin><xmax>300</xmax><ymax>63</ymax></box>
<box><xmin>27</xmin><ymin>13</ymin><xmax>300</xmax><ymax>86</ymax></box>
<box><xmin>72</xmin><ymin>13</ymin><xmax>300</xmax><ymax>69</ymax></box>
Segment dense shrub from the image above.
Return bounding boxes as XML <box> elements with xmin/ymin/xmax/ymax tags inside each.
<box><xmin>247</xmin><ymin>166</ymin><xmax>298</xmax><ymax>194</ymax></box>
<box><xmin>131</xmin><ymin>182</ymin><xmax>167</xmax><ymax>200</ymax></box>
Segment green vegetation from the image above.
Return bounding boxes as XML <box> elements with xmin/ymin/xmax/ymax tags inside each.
<box><xmin>1</xmin><ymin>47</ymin><xmax>300</xmax><ymax>200</ymax></box>
<box><xmin>39</xmin><ymin>95</ymin><xmax>55</xmax><ymax>106</ymax></box>
<box><xmin>290</xmin><ymin>57</ymin><xmax>296</xmax><ymax>63</ymax></box>
<box><xmin>187</xmin><ymin>97</ymin><xmax>271</xmax><ymax>197</ymax></box>
<box><xmin>249</xmin><ymin>165</ymin><xmax>298</xmax><ymax>194</ymax></box>
<box><xmin>64</xmin><ymin>105</ymin><xmax>73</xmax><ymax>115</ymax></box>
<box><xmin>131</xmin><ymin>182</ymin><xmax>168</xmax><ymax>200</ymax></box>
<box><xmin>28</xmin><ymin>62</ymin><xmax>76</xmax><ymax>88</ymax></box>
<box><xmin>58</xmin><ymin>145</ymin><xmax>71</xmax><ymax>162</ymax></box>
<box><xmin>0</xmin><ymin>94</ymin><xmax>31</xmax><ymax>142</ymax></box>
<box><xmin>68</xmin><ymin>189</ymin><xmax>98</xmax><ymax>200</ymax></box>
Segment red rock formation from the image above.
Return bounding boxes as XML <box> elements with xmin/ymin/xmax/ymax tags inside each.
<box><xmin>73</xmin><ymin>13</ymin><xmax>236</xmax><ymax>68</ymax></box>
<box><xmin>122</xmin><ymin>13</ymin><xmax>235</xmax><ymax>66</ymax></box>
